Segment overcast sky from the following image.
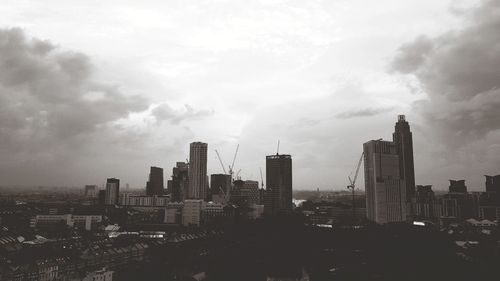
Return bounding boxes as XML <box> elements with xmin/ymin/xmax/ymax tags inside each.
<box><xmin>1</xmin><ymin>0</ymin><xmax>499</xmax><ymax>191</ymax></box>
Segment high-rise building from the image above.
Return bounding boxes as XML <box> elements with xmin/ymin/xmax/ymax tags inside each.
<box><xmin>105</xmin><ymin>178</ymin><xmax>120</xmax><ymax>205</ymax></box>
<box><xmin>363</xmin><ymin>140</ymin><xmax>406</xmax><ymax>224</ymax></box>
<box><xmin>84</xmin><ymin>185</ymin><xmax>97</xmax><ymax>197</ymax></box>
<box><xmin>188</xmin><ymin>142</ymin><xmax>208</xmax><ymax>200</ymax></box>
<box><xmin>146</xmin><ymin>166</ymin><xmax>164</xmax><ymax>196</ymax></box>
<box><xmin>170</xmin><ymin>162</ymin><xmax>189</xmax><ymax>202</ymax></box>
<box><xmin>210</xmin><ymin>173</ymin><xmax>232</xmax><ymax>198</ymax></box>
<box><xmin>485</xmin><ymin>175</ymin><xmax>500</xmax><ymax>193</ymax></box>
<box><xmin>264</xmin><ymin>154</ymin><xmax>293</xmax><ymax>215</ymax></box>
<box><xmin>231</xmin><ymin>179</ymin><xmax>260</xmax><ymax>207</ymax></box>
<box><xmin>393</xmin><ymin>115</ymin><xmax>416</xmax><ymax>215</ymax></box>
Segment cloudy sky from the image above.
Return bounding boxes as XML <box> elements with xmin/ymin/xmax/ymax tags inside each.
<box><xmin>1</xmin><ymin>0</ymin><xmax>499</xmax><ymax>191</ymax></box>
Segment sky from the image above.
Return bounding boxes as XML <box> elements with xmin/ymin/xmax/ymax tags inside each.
<box><xmin>0</xmin><ymin>0</ymin><xmax>499</xmax><ymax>191</ymax></box>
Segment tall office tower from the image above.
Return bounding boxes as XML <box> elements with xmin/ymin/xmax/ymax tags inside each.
<box><xmin>210</xmin><ymin>174</ymin><xmax>232</xmax><ymax>197</ymax></box>
<box><xmin>188</xmin><ymin>142</ymin><xmax>208</xmax><ymax>200</ymax></box>
<box><xmin>449</xmin><ymin>180</ymin><xmax>467</xmax><ymax>193</ymax></box>
<box><xmin>105</xmin><ymin>178</ymin><xmax>120</xmax><ymax>205</ymax></box>
<box><xmin>146</xmin><ymin>166</ymin><xmax>164</xmax><ymax>196</ymax></box>
<box><xmin>363</xmin><ymin>140</ymin><xmax>407</xmax><ymax>224</ymax></box>
<box><xmin>485</xmin><ymin>175</ymin><xmax>500</xmax><ymax>193</ymax></box>
<box><xmin>231</xmin><ymin>180</ymin><xmax>260</xmax><ymax>207</ymax></box>
<box><xmin>84</xmin><ymin>185</ymin><xmax>97</xmax><ymax>197</ymax></box>
<box><xmin>264</xmin><ymin>154</ymin><xmax>293</xmax><ymax>215</ymax></box>
<box><xmin>393</xmin><ymin>115</ymin><xmax>416</xmax><ymax>213</ymax></box>
<box><xmin>171</xmin><ymin>162</ymin><xmax>189</xmax><ymax>202</ymax></box>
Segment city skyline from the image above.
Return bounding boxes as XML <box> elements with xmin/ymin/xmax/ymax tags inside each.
<box><xmin>1</xmin><ymin>0</ymin><xmax>500</xmax><ymax>191</ymax></box>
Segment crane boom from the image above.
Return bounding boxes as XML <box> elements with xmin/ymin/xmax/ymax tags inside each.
<box><xmin>230</xmin><ymin>144</ymin><xmax>239</xmax><ymax>171</ymax></box>
<box><xmin>215</xmin><ymin>149</ymin><xmax>227</xmax><ymax>174</ymax></box>
<box><xmin>352</xmin><ymin>152</ymin><xmax>364</xmax><ymax>187</ymax></box>
<box><xmin>347</xmin><ymin>152</ymin><xmax>364</xmax><ymax>225</ymax></box>
<box><xmin>259</xmin><ymin>167</ymin><xmax>264</xmax><ymax>189</ymax></box>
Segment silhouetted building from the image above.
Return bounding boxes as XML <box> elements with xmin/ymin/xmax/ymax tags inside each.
<box><xmin>105</xmin><ymin>178</ymin><xmax>120</xmax><ymax>205</ymax></box>
<box><xmin>440</xmin><ymin>180</ymin><xmax>473</xmax><ymax>223</ymax></box>
<box><xmin>171</xmin><ymin>162</ymin><xmax>189</xmax><ymax>202</ymax></box>
<box><xmin>188</xmin><ymin>142</ymin><xmax>208</xmax><ymax>200</ymax></box>
<box><xmin>415</xmin><ymin>185</ymin><xmax>440</xmax><ymax>220</ymax></box>
<box><xmin>84</xmin><ymin>185</ymin><xmax>97</xmax><ymax>197</ymax></box>
<box><xmin>231</xmin><ymin>180</ymin><xmax>259</xmax><ymax>207</ymax></box>
<box><xmin>146</xmin><ymin>166</ymin><xmax>164</xmax><ymax>196</ymax></box>
<box><xmin>98</xmin><ymin>190</ymin><xmax>106</xmax><ymax>206</ymax></box>
<box><xmin>264</xmin><ymin>154</ymin><xmax>293</xmax><ymax>215</ymax></box>
<box><xmin>393</xmin><ymin>115</ymin><xmax>416</xmax><ymax>217</ymax></box>
<box><xmin>211</xmin><ymin>174</ymin><xmax>232</xmax><ymax>200</ymax></box>
<box><xmin>363</xmin><ymin>139</ymin><xmax>406</xmax><ymax>224</ymax></box>
<box><xmin>485</xmin><ymin>175</ymin><xmax>500</xmax><ymax>193</ymax></box>
<box><xmin>449</xmin><ymin>179</ymin><xmax>467</xmax><ymax>193</ymax></box>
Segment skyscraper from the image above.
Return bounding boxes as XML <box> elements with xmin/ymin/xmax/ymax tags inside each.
<box><xmin>105</xmin><ymin>178</ymin><xmax>120</xmax><ymax>205</ymax></box>
<box><xmin>171</xmin><ymin>162</ymin><xmax>189</xmax><ymax>202</ymax></box>
<box><xmin>363</xmin><ymin>140</ymin><xmax>406</xmax><ymax>224</ymax></box>
<box><xmin>146</xmin><ymin>166</ymin><xmax>164</xmax><ymax>196</ymax></box>
<box><xmin>264</xmin><ymin>154</ymin><xmax>292</xmax><ymax>215</ymax></box>
<box><xmin>393</xmin><ymin>115</ymin><xmax>416</xmax><ymax>212</ymax></box>
<box><xmin>188</xmin><ymin>142</ymin><xmax>208</xmax><ymax>200</ymax></box>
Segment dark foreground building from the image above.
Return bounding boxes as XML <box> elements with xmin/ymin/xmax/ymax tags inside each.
<box><xmin>146</xmin><ymin>166</ymin><xmax>164</xmax><ymax>196</ymax></box>
<box><xmin>264</xmin><ymin>154</ymin><xmax>292</xmax><ymax>215</ymax></box>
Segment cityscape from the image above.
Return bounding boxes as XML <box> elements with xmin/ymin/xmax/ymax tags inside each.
<box><xmin>1</xmin><ymin>0</ymin><xmax>500</xmax><ymax>280</ymax></box>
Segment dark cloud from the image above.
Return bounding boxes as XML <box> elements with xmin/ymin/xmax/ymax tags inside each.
<box><xmin>391</xmin><ymin>0</ymin><xmax>500</xmax><ymax>187</ymax></box>
<box><xmin>0</xmin><ymin>28</ymin><xmax>147</xmax><ymax>145</ymax></box>
<box><xmin>0</xmin><ymin>29</ymin><xmax>148</xmax><ymax>185</ymax></box>
<box><xmin>391</xmin><ymin>0</ymin><xmax>500</xmax><ymax>142</ymax></box>
<box><xmin>0</xmin><ymin>28</ymin><xmax>215</xmax><ymax>186</ymax></box>
<box><xmin>335</xmin><ymin>107</ymin><xmax>394</xmax><ymax>119</ymax></box>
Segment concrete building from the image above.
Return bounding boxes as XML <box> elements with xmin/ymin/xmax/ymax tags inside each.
<box><xmin>164</xmin><ymin>202</ymin><xmax>184</xmax><ymax>224</ymax></box>
<box><xmin>146</xmin><ymin>166</ymin><xmax>164</xmax><ymax>196</ymax></box>
<box><xmin>33</xmin><ymin>214</ymin><xmax>102</xmax><ymax>231</ymax></box>
<box><xmin>119</xmin><ymin>194</ymin><xmax>170</xmax><ymax>207</ymax></box>
<box><xmin>182</xmin><ymin>199</ymin><xmax>205</xmax><ymax>226</ymax></box>
<box><xmin>415</xmin><ymin>185</ymin><xmax>441</xmax><ymax>220</ymax></box>
<box><xmin>84</xmin><ymin>185</ymin><xmax>97</xmax><ymax>197</ymax></box>
<box><xmin>264</xmin><ymin>154</ymin><xmax>293</xmax><ymax>216</ymax></box>
<box><xmin>363</xmin><ymin>139</ymin><xmax>406</xmax><ymax>224</ymax></box>
<box><xmin>231</xmin><ymin>180</ymin><xmax>260</xmax><ymax>207</ymax></box>
<box><xmin>105</xmin><ymin>178</ymin><xmax>120</xmax><ymax>205</ymax></box>
<box><xmin>188</xmin><ymin>142</ymin><xmax>208</xmax><ymax>200</ymax></box>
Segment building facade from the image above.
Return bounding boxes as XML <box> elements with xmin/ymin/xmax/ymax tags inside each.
<box><xmin>146</xmin><ymin>166</ymin><xmax>164</xmax><ymax>196</ymax></box>
<box><xmin>393</xmin><ymin>115</ymin><xmax>416</xmax><ymax>218</ymax></box>
<box><xmin>188</xmin><ymin>142</ymin><xmax>208</xmax><ymax>200</ymax></box>
<box><xmin>170</xmin><ymin>162</ymin><xmax>189</xmax><ymax>202</ymax></box>
<box><xmin>105</xmin><ymin>178</ymin><xmax>120</xmax><ymax>205</ymax></box>
<box><xmin>264</xmin><ymin>154</ymin><xmax>293</xmax><ymax>215</ymax></box>
<box><xmin>364</xmin><ymin>140</ymin><xmax>407</xmax><ymax>224</ymax></box>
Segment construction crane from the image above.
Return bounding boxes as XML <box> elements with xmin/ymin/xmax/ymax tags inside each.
<box><xmin>259</xmin><ymin>167</ymin><xmax>265</xmax><ymax>189</ymax></box>
<box><xmin>347</xmin><ymin>152</ymin><xmax>364</xmax><ymax>223</ymax></box>
<box><xmin>214</xmin><ymin>149</ymin><xmax>227</xmax><ymax>174</ymax></box>
<box><xmin>228</xmin><ymin>144</ymin><xmax>239</xmax><ymax>180</ymax></box>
